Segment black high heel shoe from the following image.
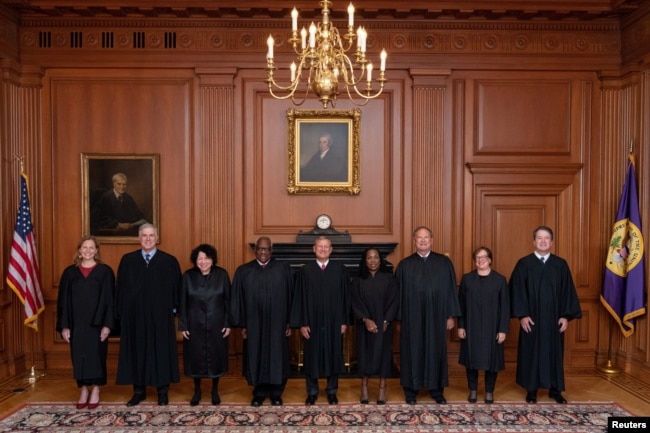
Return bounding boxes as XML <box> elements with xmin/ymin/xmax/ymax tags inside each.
<box><xmin>468</xmin><ymin>390</ymin><xmax>477</xmax><ymax>403</ymax></box>
<box><xmin>360</xmin><ymin>383</ymin><xmax>369</xmax><ymax>404</ymax></box>
<box><xmin>377</xmin><ymin>385</ymin><xmax>387</xmax><ymax>405</ymax></box>
<box><xmin>484</xmin><ymin>392</ymin><xmax>494</xmax><ymax>404</ymax></box>
<box><xmin>190</xmin><ymin>390</ymin><xmax>201</xmax><ymax>406</ymax></box>
<box><xmin>211</xmin><ymin>389</ymin><xmax>221</xmax><ymax>405</ymax></box>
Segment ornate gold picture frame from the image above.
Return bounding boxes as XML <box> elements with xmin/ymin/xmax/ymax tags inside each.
<box><xmin>81</xmin><ymin>153</ymin><xmax>160</xmax><ymax>244</ymax></box>
<box><xmin>287</xmin><ymin>108</ymin><xmax>361</xmax><ymax>194</ymax></box>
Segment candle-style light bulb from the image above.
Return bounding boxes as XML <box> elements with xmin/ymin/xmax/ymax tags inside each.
<box><xmin>290</xmin><ymin>62</ymin><xmax>297</xmax><ymax>82</ymax></box>
<box><xmin>367</xmin><ymin>63</ymin><xmax>373</xmax><ymax>83</ymax></box>
<box><xmin>291</xmin><ymin>8</ymin><xmax>298</xmax><ymax>32</ymax></box>
<box><xmin>348</xmin><ymin>4</ymin><xmax>355</xmax><ymax>27</ymax></box>
<box><xmin>309</xmin><ymin>22</ymin><xmax>316</xmax><ymax>48</ymax></box>
<box><xmin>267</xmin><ymin>35</ymin><xmax>274</xmax><ymax>58</ymax></box>
<box><xmin>301</xmin><ymin>27</ymin><xmax>307</xmax><ymax>49</ymax></box>
<box><xmin>380</xmin><ymin>50</ymin><xmax>387</xmax><ymax>71</ymax></box>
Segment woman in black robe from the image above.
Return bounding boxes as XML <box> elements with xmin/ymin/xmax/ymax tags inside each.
<box><xmin>457</xmin><ymin>246</ymin><xmax>510</xmax><ymax>404</ymax></box>
<box><xmin>56</xmin><ymin>235</ymin><xmax>114</xmax><ymax>410</ymax></box>
<box><xmin>351</xmin><ymin>248</ymin><xmax>398</xmax><ymax>404</ymax></box>
<box><xmin>178</xmin><ymin>244</ymin><xmax>231</xmax><ymax>406</ymax></box>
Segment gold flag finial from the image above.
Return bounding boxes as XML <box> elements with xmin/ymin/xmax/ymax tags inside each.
<box><xmin>12</xmin><ymin>154</ymin><xmax>25</xmax><ymax>172</ymax></box>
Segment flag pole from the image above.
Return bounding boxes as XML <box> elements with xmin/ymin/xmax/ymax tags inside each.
<box><xmin>11</xmin><ymin>155</ymin><xmax>46</xmax><ymax>384</ymax></box>
<box><xmin>598</xmin><ymin>315</ymin><xmax>621</xmax><ymax>374</ymax></box>
<box><xmin>597</xmin><ymin>142</ymin><xmax>631</xmax><ymax>375</ymax></box>
<box><xmin>26</xmin><ymin>328</ymin><xmax>45</xmax><ymax>384</ymax></box>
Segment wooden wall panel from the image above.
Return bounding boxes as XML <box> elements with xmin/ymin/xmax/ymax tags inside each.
<box><xmin>196</xmin><ymin>70</ymin><xmax>238</xmax><ymax>273</ymax></box>
<box><xmin>410</xmin><ymin>70</ymin><xmax>455</xmax><ymax>254</ymax></box>
<box><xmin>476</xmin><ymin>80</ymin><xmax>572</xmax><ymax>154</ymax></box>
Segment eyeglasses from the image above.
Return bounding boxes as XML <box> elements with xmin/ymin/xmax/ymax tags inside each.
<box><xmin>475</xmin><ymin>255</ymin><xmax>489</xmax><ymax>261</ymax></box>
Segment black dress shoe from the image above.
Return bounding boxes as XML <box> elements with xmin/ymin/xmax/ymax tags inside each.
<box><xmin>305</xmin><ymin>395</ymin><xmax>317</xmax><ymax>405</ymax></box>
<box><xmin>126</xmin><ymin>394</ymin><xmax>145</xmax><ymax>407</ymax></box>
<box><xmin>406</xmin><ymin>398</ymin><xmax>417</xmax><ymax>405</ymax></box>
<box><xmin>327</xmin><ymin>394</ymin><xmax>338</xmax><ymax>405</ymax></box>
<box><xmin>157</xmin><ymin>393</ymin><xmax>169</xmax><ymax>406</ymax></box>
<box><xmin>190</xmin><ymin>390</ymin><xmax>201</xmax><ymax>406</ymax></box>
<box><xmin>434</xmin><ymin>396</ymin><xmax>447</xmax><ymax>404</ymax></box>
<box><xmin>525</xmin><ymin>391</ymin><xmax>537</xmax><ymax>404</ymax></box>
<box><xmin>468</xmin><ymin>390</ymin><xmax>477</xmax><ymax>403</ymax></box>
<box><xmin>251</xmin><ymin>397</ymin><xmax>264</xmax><ymax>407</ymax></box>
<box><xmin>484</xmin><ymin>392</ymin><xmax>494</xmax><ymax>404</ymax></box>
<box><xmin>549</xmin><ymin>391</ymin><xmax>567</xmax><ymax>404</ymax></box>
<box><xmin>271</xmin><ymin>397</ymin><xmax>283</xmax><ymax>406</ymax></box>
<box><xmin>211</xmin><ymin>390</ymin><xmax>221</xmax><ymax>405</ymax></box>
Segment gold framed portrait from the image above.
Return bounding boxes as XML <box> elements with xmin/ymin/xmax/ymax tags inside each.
<box><xmin>287</xmin><ymin>108</ymin><xmax>361</xmax><ymax>195</ymax></box>
<box><xmin>81</xmin><ymin>153</ymin><xmax>160</xmax><ymax>244</ymax></box>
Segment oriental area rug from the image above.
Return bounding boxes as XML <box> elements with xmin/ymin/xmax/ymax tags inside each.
<box><xmin>0</xmin><ymin>402</ymin><xmax>632</xmax><ymax>433</ymax></box>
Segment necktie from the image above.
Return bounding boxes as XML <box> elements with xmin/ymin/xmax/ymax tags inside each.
<box><xmin>145</xmin><ymin>253</ymin><xmax>150</xmax><ymax>264</ymax></box>
<box><xmin>321</xmin><ymin>263</ymin><xmax>326</xmax><ymax>270</ymax></box>
<box><xmin>540</xmin><ymin>256</ymin><xmax>545</xmax><ymax>263</ymax></box>
<box><xmin>261</xmin><ymin>263</ymin><xmax>266</xmax><ymax>269</ymax></box>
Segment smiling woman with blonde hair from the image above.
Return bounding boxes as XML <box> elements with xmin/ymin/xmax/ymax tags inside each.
<box><xmin>56</xmin><ymin>235</ymin><xmax>115</xmax><ymax>410</ymax></box>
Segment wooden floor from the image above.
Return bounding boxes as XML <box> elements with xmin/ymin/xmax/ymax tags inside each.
<box><xmin>1</xmin><ymin>367</ymin><xmax>649</xmax><ymax>418</ymax></box>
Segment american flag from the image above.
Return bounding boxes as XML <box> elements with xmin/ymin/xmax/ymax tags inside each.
<box><xmin>5</xmin><ymin>172</ymin><xmax>45</xmax><ymax>331</ymax></box>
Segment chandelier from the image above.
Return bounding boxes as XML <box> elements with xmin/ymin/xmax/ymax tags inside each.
<box><xmin>265</xmin><ymin>1</ymin><xmax>387</xmax><ymax>108</ymax></box>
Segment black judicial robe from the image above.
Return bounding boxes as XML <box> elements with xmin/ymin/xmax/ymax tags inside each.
<box><xmin>230</xmin><ymin>259</ymin><xmax>293</xmax><ymax>386</ymax></box>
<box><xmin>56</xmin><ymin>263</ymin><xmax>115</xmax><ymax>384</ymax></box>
<box><xmin>509</xmin><ymin>253</ymin><xmax>582</xmax><ymax>392</ymax></box>
<box><xmin>290</xmin><ymin>261</ymin><xmax>350</xmax><ymax>378</ymax></box>
<box><xmin>458</xmin><ymin>270</ymin><xmax>510</xmax><ymax>372</ymax></box>
<box><xmin>115</xmin><ymin>250</ymin><xmax>181</xmax><ymax>387</ymax></box>
<box><xmin>396</xmin><ymin>252</ymin><xmax>461</xmax><ymax>391</ymax></box>
<box><xmin>91</xmin><ymin>191</ymin><xmax>146</xmax><ymax>230</ymax></box>
<box><xmin>178</xmin><ymin>266</ymin><xmax>231</xmax><ymax>378</ymax></box>
<box><xmin>351</xmin><ymin>271</ymin><xmax>399</xmax><ymax>377</ymax></box>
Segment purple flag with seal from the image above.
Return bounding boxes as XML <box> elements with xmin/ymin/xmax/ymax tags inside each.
<box><xmin>601</xmin><ymin>154</ymin><xmax>646</xmax><ymax>337</ymax></box>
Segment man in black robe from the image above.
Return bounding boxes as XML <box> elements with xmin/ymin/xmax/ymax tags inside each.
<box><xmin>230</xmin><ymin>236</ymin><xmax>294</xmax><ymax>406</ymax></box>
<box><xmin>91</xmin><ymin>172</ymin><xmax>147</xmax><ymax>235</ymax></box>
<box><xmin>509</xmin><ymin>225</ymin><xmax>582</xmax><ymax>404</ymax></box>
<box><xmin>396</xmin><ymin>226</ymin><xmax>461</xmax><ymax>405</ymax></box>
<box><xmin>290</xmin><ymin>236</ymin><xmax>350</xmax><ymax>405</ymax></box>
<box><xmin>115</xmin><ymin>224</ymin><xmax>181</xmax><ymax>406</ymax></box>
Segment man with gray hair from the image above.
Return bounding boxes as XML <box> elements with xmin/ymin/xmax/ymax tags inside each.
<box><xmin>114</xmin><ymin>224</ymin><xmax>181</xmax><ymax>406</ymax></box>
<box><xmin>91</xmin><ymin>172</ymin><xmax>147</xmax><ymax>234</ymax></box>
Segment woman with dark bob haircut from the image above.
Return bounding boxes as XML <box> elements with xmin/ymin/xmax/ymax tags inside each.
<box><xmin>178</xmin><ymin>243</ymin><xmax>232</xmax><ymax>405</ymax></box>
<box><xmin>457</xmin><ymin>246</ymin><xmax>510</xmax><ymax>404</ymax></box>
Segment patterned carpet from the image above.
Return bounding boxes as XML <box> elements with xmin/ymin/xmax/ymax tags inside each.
<box><xmin>0</xmin><ymin>402</ymin><xmax>632</xmax><ymax>432</ymax></box>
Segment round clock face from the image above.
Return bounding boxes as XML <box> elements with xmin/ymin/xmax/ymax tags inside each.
<box><xmin>316</xmin><ymin>214</ymin><xmax>332</xmax><ymax>230</ymax></box>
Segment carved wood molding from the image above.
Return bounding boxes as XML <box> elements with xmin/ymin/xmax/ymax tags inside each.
<box><xmin>466</xmin><ymin>162</ymin><xmax>584</xmax><ymax>174</ymax></box>
<box><xmin>17</xmin><ymin>25</ymin><xmax>621</xmax><ymax>60</ymax></box>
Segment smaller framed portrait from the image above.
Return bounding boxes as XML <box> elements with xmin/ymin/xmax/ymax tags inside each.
<box><xmin>81</xmin><ymin>153</ymin><xmax>160</xmax><ymax>244</ymax></box>
<box><xmin>287</xmin><ymin>108</ymin><xmax>361</xmax><ymax>194</ymax></box>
